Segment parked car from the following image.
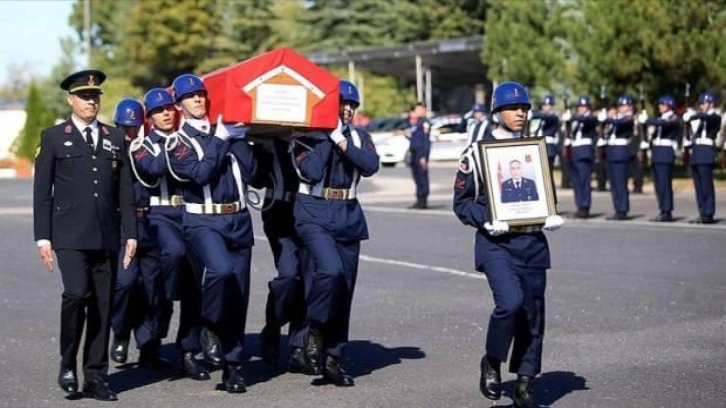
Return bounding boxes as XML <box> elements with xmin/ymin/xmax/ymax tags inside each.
<box><xmin>373</xmin><ymin>115</ymin><xmax>469</xmax><ymax>167</ymax></box>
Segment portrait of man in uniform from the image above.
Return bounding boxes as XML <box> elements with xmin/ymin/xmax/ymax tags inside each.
<box><xmin>500</xmin><ymin>159</ymin><xmax>540</xmax><ymax>203</ymax></box>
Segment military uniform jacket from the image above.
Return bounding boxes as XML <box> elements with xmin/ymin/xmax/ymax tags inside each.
<box><xmin>33</xmin><ymin>119</ymin><xmax>136</xmax><ymax>250</ymax></box>
<box><xmin>530</xmin><ymin>112</ymin><xmax>560</xmax><ymax>158</ymax></box>
<box><xmin>688</xmin><ymin>110</ymin><xmax>722</xmax><ymax>165</ymax></box>
<box><xmin>500</xmin><ymin>178</ymin><xmax>539</xmax><ymax>203</ymax></box>
<box><xmin>646</xmin><ymin>111</ymin><xmax>681</xmax><ymax>164</ymax></box>
<box><xmin>453</xmin><ymin>124</ymin><xmax>550</xmax><ymax>270</ymax></box>
<box><xmin>408</xmin><ymin>118</ymin><xmax>431</xmax><ymax>157</ymax></box>
<box><xmin>568</xmin><ymin>113</ymin><xmax>599</xmax><ymax>162</ymax></box>
<box><xmin>603</xmin><ymin>114</ymin><xmax>635</xmax><ymax>162</ymax></box>
<box><xmin>293</xmin><ymin>127</ymin><xmax>379</xmax><ymax>242</ymax></box>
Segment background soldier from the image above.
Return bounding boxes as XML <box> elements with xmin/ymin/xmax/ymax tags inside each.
<box><xmin>599</xmin><ymin>95</ymin><xmax>636</xmax><ymax>220</ymax></box>
<box><xmin>33</xmin><ymin>70</ymin><xmax>136</xmax><ymax>401</ymax></box>
<box><xmin>562</xmin><ymin>96</ymin><xmax>599</xmax><ymax>219</ymax></box>
<box><xmin>453</xmin><ymin>81</ymin><xmax>563</xmax><ymax>408</ymax></box>
<box><xmin>638</xmin><ymin>95</ymin><xmax>681</xmax><ymax>222</ymax></box>
<box><xmin>293</xmin><ymin>80</ymin><xmax>379</xmax><ymax>386</ymax></box>
<box><xmin>407</xmin><ymin>102</ymin><xmax>431</xmax><ymax>209</ymax></box>
<box><xmin>109</xmin><ymin>99</ymin><xmax>167</xmax><ymax>369</ymax></box>
<box><xmin>683</xmin><ymin>91</ymin><xmax>722</xmax><ymax>224</ymax></box>
<box><xmin>530</xmin><ymin>95</ymin><xmax>561</xmax><ymax>181</ymax></box>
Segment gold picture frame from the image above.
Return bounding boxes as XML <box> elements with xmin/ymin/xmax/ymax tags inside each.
<box><xmin>476</xmin><ymin>137</ymin><xmax>557</xmax><ymax>226</ymax></box>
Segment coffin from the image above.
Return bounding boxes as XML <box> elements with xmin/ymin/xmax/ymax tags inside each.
<box><xmin>202</xmin><ymin>47</ymin><xmax>339</xmax><ymax>134</ymax></box>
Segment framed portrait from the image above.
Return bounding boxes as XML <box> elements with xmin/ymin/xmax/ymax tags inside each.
<box><xmin>476</xmin><ymin>137</ymin><xmax>556</xmax><ymax>226</ymax></box>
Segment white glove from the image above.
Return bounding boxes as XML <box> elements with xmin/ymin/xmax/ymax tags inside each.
<box><xmin>561</xmin><ymin>110</ymin><xmax>572</xmax><ymax>122</ymax></box>
<box><xmin>329</xmin><ymin>119</ymin><xmax>346</xmax><ymax>144</ymax></box>
<box><xmin>213</xmin><ymin>115</ymin><xmax>230</xmax><ymax>141</ymax></box>
<box><xmin>597</xmin><ymin>109</ymin><xmax>608</xmax><ymax>122</ymax></box>
<box><xmin>596</xmin><ymin>137</ymin><xmax>608</xmax><ymax>147</ymax></box>
<box><xmin>637</xmin><ymin>110</ymin><xmax>648</xmax><ymax>124</ymax></box>
<box><xmin>543</xmin><ymin>215</ymin><xmax>564</xmax><ymax>231</ymax></box>
<box><xmin>483</xmin><ymin>220</ymin><xmax>509</xmax><ymax>236</ymax></box>
<box><xmin>639</xmin><ymin>140</ymin><xmax>650</xmax><ymax>150</ymax></box>
<box><xmin>683</xmin><ymin>108</ymin><xmax>696</xmax><ymax>122</ymax></box>
<box><xmin>526</xmin><ymin>110</ymin><xmax>533</xmax><ymax>120</ymax></box>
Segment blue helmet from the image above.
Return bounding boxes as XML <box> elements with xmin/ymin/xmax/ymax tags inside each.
<box><xmin>699</xmin><ymin>91</ymin><xmax>716</xmax><ymax>104</ymax></box>
<box><xmin>143</xmin><ymin>88</ymin><xmax>174</xmax><ymax>116</ymax></box>
<box><xmin>471</xmin><ymin>102</ymin><xmax>485</xmax><ymax>112</ymax></box>
<box><xmin>113</xmin><ymin>98</ymin><xmax>144</xmax><ymax>127</ymax></box>
<box><xmin>491</xmin><ymin>82</ymin><xmax>531</xmax><ymax>113</ymax></box>
<box><xmin>657</xmin><ymin>95</ymin><xmax>675</xmax><ymax>108</ymax></box>
<box><xmin>542</xmin><ymin>95</ymin><xmax>555</xmax><ymax>105</ymax></box>
<box><xmin>339</xmin><ymin>79</ymin><xmax>360</xmax><ymax>108</ymax></box>
<box><xmin>576</xmin><ymin>95</ymin><xmax>591</xmax><ymax>107</ymax></box>
<box><xmin>617</xmin><ymin>94</ymin><xmax>634</xmax><ymax>106</ymax></box>
<box><xmin>172</xmin><ymin>74</ymin><xmax>206</xmax><ymax>102</ymax></box>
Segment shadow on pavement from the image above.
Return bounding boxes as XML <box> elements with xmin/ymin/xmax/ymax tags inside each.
<box><xmin>344</xmin><ymin>340</ymin><xmax>426</xmax><ymax>378</ymax></box>
<box><xmin>498</xmin><ymin>371</ymin><xmax>589</xmax><ymax>407</ymax></box>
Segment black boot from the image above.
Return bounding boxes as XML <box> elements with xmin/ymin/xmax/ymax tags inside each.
<box><xmin>304</xmin><ymin>327</ymin><xmax>324</xmax><ymax>375</ymax></box>
<box><xmin>478</xmin><ymin>355</ymin><xmax>501</xmax><ymax>400</ymax></box>
<box><xmin>110</xmin><ymin>336</ymin><xmax>129</xmax><ymax>364</ymax></box>
<box><xmin>323</xmin><ymin>355</ymin><xmax>354</xmax><ymax>387</ymax></box>
<box><xmin>222</xmin><ymin>365</ymin><xmax>247</xmax><ymax>393</ymax></box>
<box><xmin>202</xmin><ymin>328</ymin><xmax>223</xmax><ymax>367</ymax></box>
<box><xmin>513</xmin><ymin>375</ymin><xmax>536</xmax><ymax>408</ymax></box>
<box><xmin>289</xmin><ymin>347</ymin><xmax>317</xmax><ymax>375</ymax></box>
<box><xmin>407</xmin><ymin>198</ymin><xmax>422</xmax><ymax>209</ymax></box>
<box><xmin>138</xmin><ymin>341</ymin><xmax>171</xmax><ymax>370</ymax></box>
<box><xmin>180</xmin><ymin>351</ymin><xmax>210</xmax><ymax>381</ymax></box>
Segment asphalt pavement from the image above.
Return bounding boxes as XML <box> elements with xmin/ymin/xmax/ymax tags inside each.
<box><xmin>1</xmin><ymin>169</ymin><xmax>725</xmax><ymax>407</ymax></box>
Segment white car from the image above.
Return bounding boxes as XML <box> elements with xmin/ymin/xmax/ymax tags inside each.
<box><xmin>373</xmin><ymin>116</ymin><xmax>469</xmax><ymax>167</ymax></box>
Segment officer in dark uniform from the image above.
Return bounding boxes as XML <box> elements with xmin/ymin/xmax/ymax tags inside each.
<box><xmin>453</xmin><ymin>82</ymin><xmax>563</xmax><ymax>408</ymax></box>
<box><xmin>252</xmin><ymin>132</ymin><xmax>313</xmax><ymax>372</ymax></box>
<box><xmin>637</xmin><ymin>95</ymin><xmax>681</xmax><ymax>222</ymax></box>
<box><xmin>109</xmin><ymin>99</ymin><xmax>167</xmax><ymax>369</ymax></box>
<box><xmin>132</xmin><ymin>87</ymin><xmax>211</xmax><ymax>380</ymax></box>
<box><xmin>500</xmin><ymin>160</ymin><xmax>539</xmax><ymax>203</ymax></box>
<box><xmin>563</xmin><ymin>96</ymin><xmax>599</xmax><ymax>219</ymax></box>
<box><xmin>683</xmin><ymin>91</ymin><xmax>722</xmax><ymax>224</ymax></box>
<box><xmin>530</xmin><ymin>95</ymin><xmax>561</xmax><ymax>179</ymax></box>
<box><xmin>33</xmin><ymin>70</ymin><xmax>136</xmax><ymax>401</ymax></box>
<box><xmin>407</xmin><ymin>102</ymin><xmax>431</xmax><ymax>209</ymax></box>
<box><xmin>292</xmin><ymin>79</ymin><xmax>379</xmax><ymax>386</ymax></box>
<box><xmin>166</xmin><ymin>73</ymin><xmax>258</xmax><ymax>393</ymax></box>
<box><xmin>599</xmin><ymin>95</ymin><xmax>636</xmax><ymax>220</ymax></box>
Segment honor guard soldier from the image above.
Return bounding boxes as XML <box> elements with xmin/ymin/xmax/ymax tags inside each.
<box><xmin>33</xmin><ymin>69</ymin><xmax>136</xmax><ymax>401</ymax></box>
<box><xmin>453</xmin><ymin>82</ymin><xmax>563</xmax><ymax>408</ymax></box>
<box><xmin>109</xmin><ymin>99</ymin><xmax>168</xmax><ymax>369</ymax></box>
<box><xmin>292</xmin><ymin>79</ymin><xmax>379</xmax><ymax>386</ymax></box>
<box><xmin>407</xmin><ymin>102</ymin><xmax>431</xmax><ymax>209</ymax></box>
<box><xmin>465</xmin><ymin>102</ymin><xmax>489</xmax><ymax>145</ymax></box>
<box><xmin>598</xmin><ymin>95</ymin><xmax>636</xmax><ymax>220</ymax></box>
<box><xmin>562</xmin><ymin>96</ymin><xmax>599</xmax><ymax>219</ymax></box>
<box><xmin>683</xmin><ymin>91</ymin><xmax>722</xmax><ymax>224</ymax></box>
<box><xmin>530</xmin><ymin>95</ymin><xmax>561</xmax><ymax>179</ymax></box>
<box><xmin>637</xmin><ymin>95</ymin><xmax>681</xmax><ymax>222</ymax></box>
<box><xmin>131</xmin><ymin>87</ymin><xmax>211</xmax><ymax>380</ymax></box>
<box><xmin>253</xmin><ymin>133</ymin><xmax>311</xmax><ymax>373</ymax></box>
<box><xmin>166</xmin><ymin>73</ymin><xmax>259</xmax><ymax>393</ymax></box>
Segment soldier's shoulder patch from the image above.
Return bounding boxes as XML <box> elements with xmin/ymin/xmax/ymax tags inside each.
<box><xmin>129</xmin><ymin>137</ymin><xmax>144</xmax><ymax>152</ymax></box>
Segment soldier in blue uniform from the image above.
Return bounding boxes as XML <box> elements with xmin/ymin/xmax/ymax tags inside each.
<box><xmin>292</xmin><ymin>79</ymin><xmax>379</xmax><ymax>386</ymax></box>
<box><xmin>562</xmin><ymin>96</ymin><xmax>599</xmax><ymax>219</ymax></box>
<box><xmin>598</xmin><ymin>95</ymin><xmax>636</xmax><ymax>220</ymax></box>
<box><xmin>166</xmin><ymin>73</ymin><xmax>258</xmax><ymax>393</ymax></box>
<box><xmin>453</xmin><ymin>82</ymin><xmax>563</xmax><ymax>408</ymax></box>
<box><xmin>253</xmin><ymin>133</ymin><xmax>312</xmax><ymax>373</ymax></box>
<box><xmin>683</xmin><ymin>91</ymin><xmax>722</xmax><ymax>224</ymax></box>
<box><xmin>637</xmin><ymin>95</ymin><xmax>681</xmax><ymax>222</ymax></box>
<box><xmin>131</xmin><ymin>87</ymin><xmax>211</xmax><ymax>380</ymax></box>
<box><xmin>407</xmin><ymin>102</ymin><xmax>431</xmax><ymax>209</ymax></box>
<box><xmin>465</xmin><ymin>102</ymin><xmax>489</xmax><ymax>145</ymax></box>
<box><xmin>530</xmin><ymin>95</ymin><xmax>561</xmax><ymax>178</ymax></box>
<box><xmin>34</xmin><ymin>70</ymin><xmax>136</xmax><ymax>401</ymax></box>
<box><xmin>109</xmin><ymin>99</ymin><xmax>168</xmax><ymax>369</ymax></box>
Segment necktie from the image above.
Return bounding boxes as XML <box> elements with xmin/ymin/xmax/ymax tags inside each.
<box><xmin>84</xmin><ymin>127</ymin><xmax>94</xmax><ymax>149</ymax></box>
<box><xmin>516</xmin><ymin>182</ymin><xmax>520</xmax><ymax>189</ymax></box>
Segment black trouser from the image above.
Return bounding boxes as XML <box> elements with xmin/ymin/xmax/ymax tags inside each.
<box><xmin>630</xmin><ymin>159</ymin><xmax>644</xmax><ymax>193</ymax></box>
<box><xmin>594</xmin><ymin>161</ymin><xmax>608</xmax><ymax>191</ymax></box>
<box><xmin>56</xmin><ymin>249</ymin><xmax>118</xmax><ymax>381</ymax></box>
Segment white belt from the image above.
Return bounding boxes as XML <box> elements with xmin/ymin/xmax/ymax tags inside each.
<box><xmin>652</xmin><ymin>139</ymin><xmax>677</xmax><ymax>148</ymax></box>
<box><xmin>149</xmin><ymin>195</ymin><xmax>184</xmax><ymax>207</ymax></box>
<box><xmin>298</xmin><ymin>184</ymin><xmax>356</xmax><ymax>200</ymax></box>
<box><xmin>185</xmin><ymin>200</ymin><xmax>246</xmax><ymax>214</ymax></box>
<box><xmin>545</xmin><ymin>136</ymin><xmax>557</xmax><ymax>144</ymax></box>
<box><xmin>608</xmin><ymin>138</ymin><xmax>629</xmax><ymax>146</ymax></box>
<box><xmin>572</xmin><ymin>138</ymin><xmax>593</xmax><ymax>147</ymax></box>
<box><xmin>695</xmin><ymin>138</ymin><xmax>714</xmax><ymax>146</ymax></box>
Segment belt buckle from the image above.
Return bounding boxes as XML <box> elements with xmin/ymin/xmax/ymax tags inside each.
<box><xmin>327</xmin><ymin>188</ymin><xmax>345</xmax><ymax>200</ymax></box>
<box><xmin>170</xmin><ymin>195</ymin><xmax>184</xmax><ymax>207</ymax></box>
<box><xmin>220</xmin><ymin>203</ymin><xmax>237</xmax><ymax>214</ymax></box>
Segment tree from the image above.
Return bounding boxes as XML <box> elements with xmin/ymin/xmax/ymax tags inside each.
<box><xmin>16</xmin><ymin>83</ymin><xmax>54</xmax><ymax>161</ymax></box>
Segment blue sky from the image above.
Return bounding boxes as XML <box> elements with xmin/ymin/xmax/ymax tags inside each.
<box><xmin>0</xmin><ymin>0</ymin><xmax>76</xmax><ymax>85</ymax></box>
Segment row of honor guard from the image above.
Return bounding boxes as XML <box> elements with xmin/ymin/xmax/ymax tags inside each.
<box><xmin>471</xmin><ymin>91</ymin><xmax>723</xmax><ymax>223</ymax></box>
<box><xmin>43</xmin><ymin>68</ymin><xmax>379</xmax><ymax>400</ymax></box>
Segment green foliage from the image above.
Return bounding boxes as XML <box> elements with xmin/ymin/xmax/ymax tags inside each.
<box><xmin>16</xmin><ymin>83</ymin><xmax>54</xmax><ymax>161</ymax></box>
<box><xmin>328</xmin><ymin>67</ymin><xmax>417</xmax><ymax>118</ymax></box>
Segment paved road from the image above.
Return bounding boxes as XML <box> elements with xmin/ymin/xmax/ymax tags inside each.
<box><xmin>1</xmin><ymin>171</ymin><xmax>724</xmax><ymax>407</ymax></box>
